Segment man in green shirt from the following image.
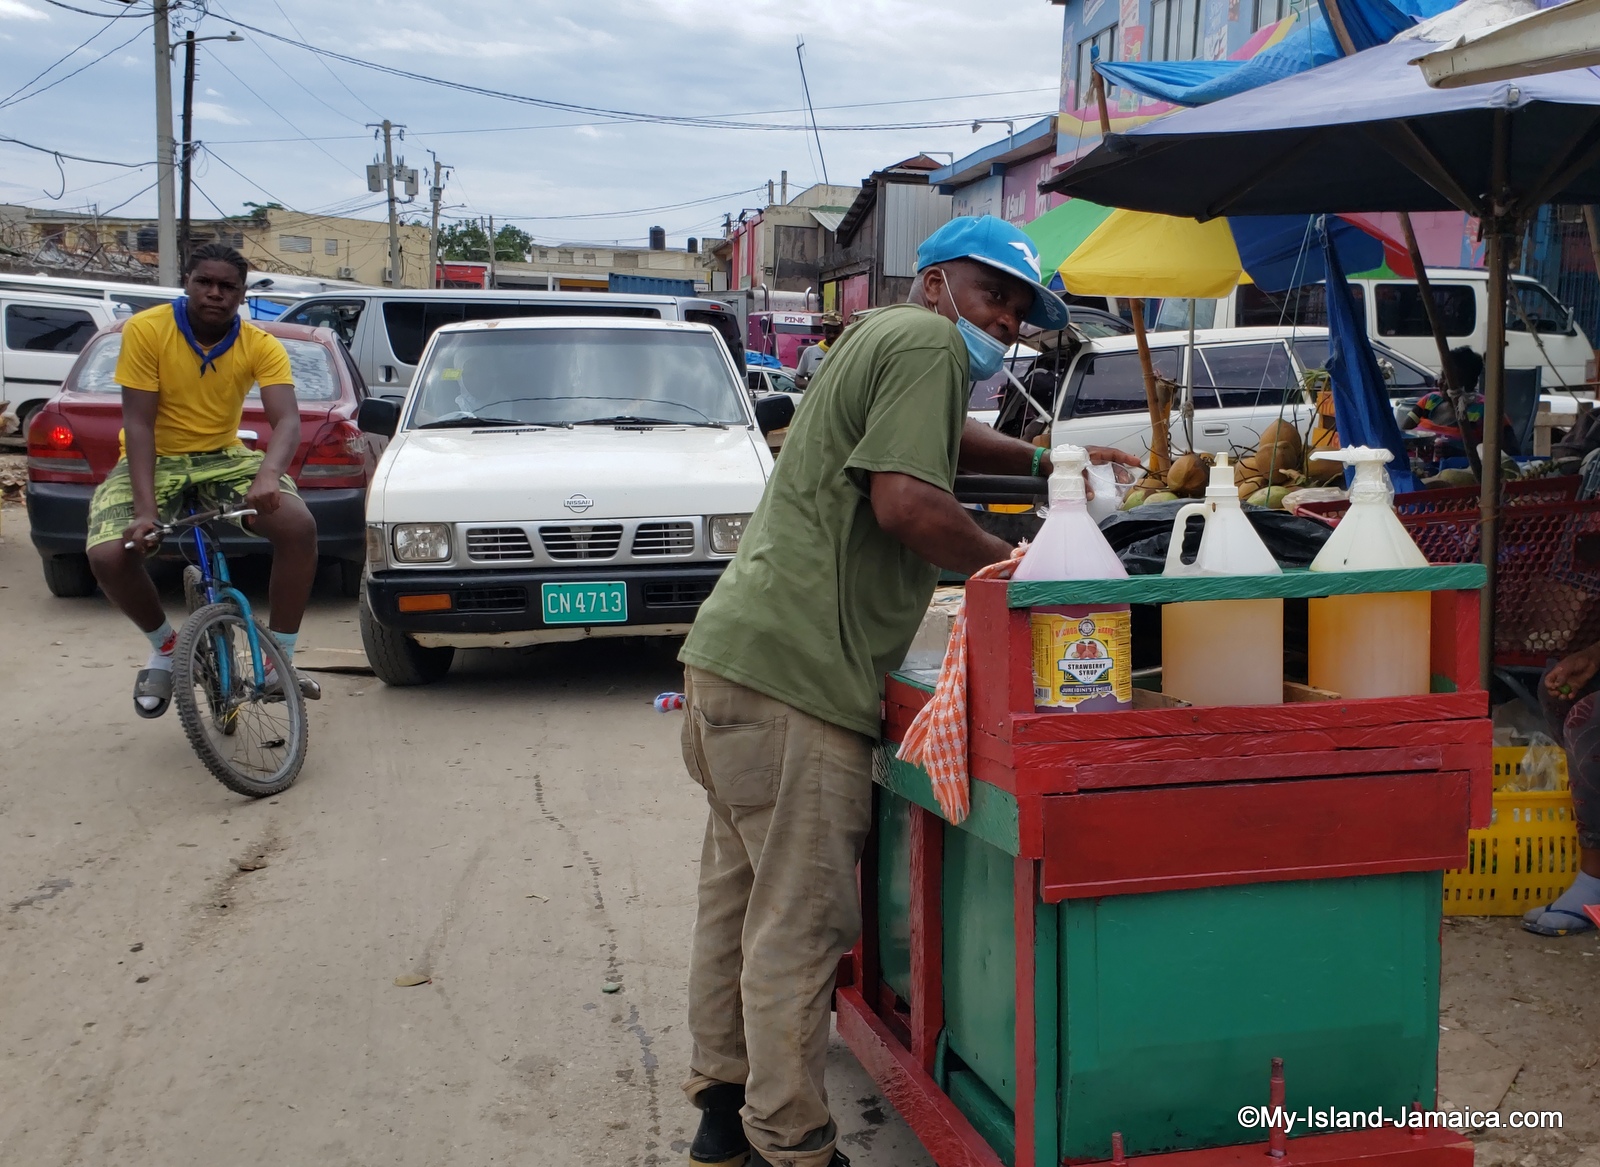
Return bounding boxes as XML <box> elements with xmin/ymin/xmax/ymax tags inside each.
<box><xmin>677</xmin><ymin>215</ymin><xmax>1136</xmax><ymax>1167</ymax></box>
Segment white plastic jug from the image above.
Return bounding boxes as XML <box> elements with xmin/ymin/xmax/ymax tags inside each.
<box><xmin>1014</xmin><ymin>444</ymin><xmax>1132</xmax><ymax>713</ymax></box>
<box><xmin>1307</xmin><ymin>446</ymin><xmax>1431</xmax><ymax>699</ymax></box>
<box><xmin>1162</xmin><ymin>454</ymin><xmax>1284</xmax><ymax>706</ymax></box>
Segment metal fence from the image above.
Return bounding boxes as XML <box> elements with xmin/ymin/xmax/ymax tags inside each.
<box><xmin>1521</xmin><ymin>206</ymin><xmax>1600</xmax><ymax>344</ymax></box>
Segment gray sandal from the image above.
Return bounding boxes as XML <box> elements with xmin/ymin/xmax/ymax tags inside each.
<box><xmin>133</xmin><ymin>668</ymin><xmax>172</xmax><ymax>719</ymax></box>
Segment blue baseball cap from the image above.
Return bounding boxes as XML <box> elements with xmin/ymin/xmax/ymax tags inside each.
<box><xmin>915</xmin><ymin>215</ymin><xmax>1070</xmax><ymax>331</ymax></box>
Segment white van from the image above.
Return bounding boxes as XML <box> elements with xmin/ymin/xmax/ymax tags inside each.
<box><xmin>2</xmin><ymin>292</ymin><xmax>118</xmax><ymax>431</ymax></box>
<box><xmin>278</xmin><ymin>289</ymin><xmax>693</xmax><ymax>393</ymax></box>
<box><xmin>0</xmin><ymin>273</ymin><xmax>180</xmax><ymax>317</ymax></box>
<box><xmin>1155</xmin><ymin>271</ymin><xmax>1595</xmax><ymax>389</ymax></box>
<box><xmin>354</xmin><ymin>316</ymin><xmax>790</xmax><ymax>686</ymax></box>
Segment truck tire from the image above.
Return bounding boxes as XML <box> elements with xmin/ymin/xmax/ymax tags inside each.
<box><xmin>41</xmin><ymin>553</ymin><xmax>97</xmax><ymax>598</ymax></box>
<box><xmin>359</xmin><ymin>588</ymin><xmax>453</xmax><ymax>686</ymax></box>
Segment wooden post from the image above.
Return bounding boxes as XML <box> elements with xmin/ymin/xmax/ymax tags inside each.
<box><xmin>1398</xmin><ymin>210</ymin><xmax>1483</xmax><ymax>481</ymax></box>
<box><xmin>1479</xmin><ymin>111</ymin><xmax>1511</xmax><ymax>691</ymax></box>
<box><xmin>1093</xmin><ymin>70</ymin><xmax>1171</xmax><ymax>473</ymax></box>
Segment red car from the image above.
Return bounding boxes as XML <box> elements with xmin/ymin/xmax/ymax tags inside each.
<box><xmin>25</xmin><ymin>319</ymin><xmax>385</xmax><ymax>598</ymax></box>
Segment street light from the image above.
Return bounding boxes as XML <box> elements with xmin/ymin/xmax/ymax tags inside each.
<box><xmin>971</xmin><ymin>119</ymin><xmax>1017</xmax><ymax>154</ymax></box>
<box><xmin>176</xmin><ymin>30</ymin><xmax>244</xmax><ymax>271</ymax></box>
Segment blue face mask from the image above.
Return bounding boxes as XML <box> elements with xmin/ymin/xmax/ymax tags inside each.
<box><xmin>939</xmin><ymin>271</ymin><xmax>1008</xmax><ymax>380</ymax></box>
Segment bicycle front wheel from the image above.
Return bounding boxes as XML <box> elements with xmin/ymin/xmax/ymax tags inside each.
<box><xmin>173</xmin><ymin>603</ymin><xmax>308</xmax><ymax>797</ymax></box>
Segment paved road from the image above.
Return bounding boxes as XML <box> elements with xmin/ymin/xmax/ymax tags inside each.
<box><xmin>0</xmin><ymin>512</ymin><xmax>931</xmax><ymax>1167</ymax></box>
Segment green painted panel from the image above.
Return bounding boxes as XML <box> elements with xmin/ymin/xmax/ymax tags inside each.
<box><xmin>876</xmin><ymin>787</ymin><xmax>913</xmax><ymax>1004</ymax></box>
<box><xmin>1008</xmin><ymin>564</ymin><xmax>1484</xmax><ymax>608</ymax></box>
<box><xmin>1057</xmin><ymin>873</ymin><xmax>1443</xmax><ymax>1160</ymax></box>
<box><xmin>942</xmin><ymin>824</ymin><xmax>1018</xmax><ymax>1111</ymax></box>
<box><xmin>874</xmin><ymin>745</ymin><xmax>1020</xmax><ymax>856</ymax></box>
<box><xmin>948</xmin><ymin>1069</ymin><xmax>1016</xmax><ymax>1167</ymax></box>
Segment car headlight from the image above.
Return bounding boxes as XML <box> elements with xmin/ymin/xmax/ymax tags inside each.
<box><xmin>366</xmin><ymin>524</ymin><xmax>387</xmax><ymax>569</ymax></box>
<box><xmin>709</xmin><ymin>514</ymin><xmax>750</xmax><ymax>555</ymax></box>
<box><xmin>392</xmin><ymin>523</ymin><xmax>452</xmax><ymax>563</ymax></box>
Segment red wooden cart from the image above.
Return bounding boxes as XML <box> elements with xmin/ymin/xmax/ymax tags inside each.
<box><xmin>840</xmin><ymin>564</ymin><xmax>1490</xmax><ymax>1167</ymax></box>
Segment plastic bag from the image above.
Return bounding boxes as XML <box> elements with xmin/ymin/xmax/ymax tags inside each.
<box><xmin>1097</xmin><ymin>499</ymin><xmax>1334</xmax><ymax>576</ymax></box>
<box><xmin>1516</xmin><ymin>732</ymin><xmax>1569</xmax><ymax>792</ymax></box>
<box><xmin>1085</xmin><ymin>461</ymin><xmax>1137</xmax><ymax>524</ymax></box>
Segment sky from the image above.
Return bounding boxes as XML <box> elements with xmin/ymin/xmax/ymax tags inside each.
<box><xmin>0</xmin><ymin>0</ymin><xmax>1067</xmax><ymax>250</ymax></box>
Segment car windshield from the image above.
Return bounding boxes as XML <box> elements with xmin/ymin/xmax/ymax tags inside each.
<box><xmin>70</xmin><ymin>333</ymin><xmax>341</xmax><ymax>401</ymax></box>
<box><xmin>409</xmin><ymin>327</ymin><xmax>748</xmax><ymax>428</ymax></box>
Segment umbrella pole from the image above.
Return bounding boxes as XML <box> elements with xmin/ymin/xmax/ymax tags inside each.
<box><xmin>1091</xmin><ymin>69</ymin><xmax>1171</xmax><ymax>474</ymax></box>
<box><xmin>1479</xmin><ymin>113</ymin><xmax>1511</xmax><ymax>693</ymax></box>
<box><xmin>1399</xmin><ymin>211</ymin><xmax>1483</xmax><ymax>482</ymax></box>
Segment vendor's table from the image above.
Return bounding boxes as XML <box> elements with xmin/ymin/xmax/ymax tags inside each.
<box><xmin>840</xmin><ymin>566</ymin><xmax>1491</xmax><ymax>1167</ymax></box>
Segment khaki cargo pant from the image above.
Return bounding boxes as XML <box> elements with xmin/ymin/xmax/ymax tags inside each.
<box><xmin>679</xmin><ymin>665</ymin><xmax>875</xmax><ymax>1167</ymax></box>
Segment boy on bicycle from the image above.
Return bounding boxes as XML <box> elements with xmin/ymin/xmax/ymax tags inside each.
<box><xmin>85</xmin><ymin>243</ymin><xmax>321</xmax><ymax>718</ymax></box>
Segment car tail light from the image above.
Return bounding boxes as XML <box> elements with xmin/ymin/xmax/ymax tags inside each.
<box><xmin>27</xmin><ymin>414</ymin><xmax>94</xmax><ymax>481</ymax></box>
<box><xmin>297</xmin><ymin>418</ymin><xmax>366</xmax><ymax>487</ymax></box>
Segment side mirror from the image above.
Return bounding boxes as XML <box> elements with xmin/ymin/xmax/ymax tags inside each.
<box><xmin>357</xmin><ymin>396</ymin><xmax>399</xmax><ymax>438</ymax></box>
<box><xmin>754</xmin><ymin>393</ymin><xmax>795</xmax><ymax>435</ymax></box>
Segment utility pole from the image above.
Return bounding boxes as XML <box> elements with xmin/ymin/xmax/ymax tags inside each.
<box><xmin>486</xmin><ymin>214</ymin><xmax>495</xmax><ymax>290</ymax></box>
<box><xmin>367</xmin><ymin>120</ymin><xmax>406</xmax><ymax>286</ymax></box>
<box><xmin>151</xmin><ymin>0</ymin><xmax>177</xmax><ymax>286</ymax></box>
<box><xmin>179</xmin><ymin>30</ymin><xmax>195</xmax><ymax>275</ymax></box>
<box><xmin>427</xmin><ymin>151</ymin><xmax>449</xmax><ymax>289</ymax></box>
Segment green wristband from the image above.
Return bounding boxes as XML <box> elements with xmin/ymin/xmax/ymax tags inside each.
<box><xmin>1031</xmin><ymin>445</ymin><xmax>1047</xmax><ymax>476</ymax></box>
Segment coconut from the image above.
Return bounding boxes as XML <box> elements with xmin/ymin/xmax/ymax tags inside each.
<box><xmin>1166</xmin><ymin>453</ymin><xmax>1208</xmax><ymax>497</ymax></box>
<box><xmin>1144</xmin><ymin>490</ymin><xmax>1179</xmax><ymax>505</ymax></box>
<box><xmin>1255</xmin><ymin>419</ymin><xmax>1304</xmax><ymax>472</ymax></box>
<box><xmin>1121</xmin><ymin>489</ymin><xmax>1148</xmax><ymax>510</ymax></box>
<box><xmin>1247</xmin><ymin>485</ymin><xmax>1294</xmax><ymax>510</ymax></box>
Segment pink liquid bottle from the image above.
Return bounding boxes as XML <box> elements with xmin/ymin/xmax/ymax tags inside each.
<box><xmin>1011</xmin><ymin>444</ymin><xmax>1133</xmax><ymax>713</ymax></box>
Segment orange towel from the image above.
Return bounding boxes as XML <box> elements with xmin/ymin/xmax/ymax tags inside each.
<box><xmin>898</xmin><ymin>550</ymin><xmax>1023</xmax><ymax>823</ymax></box>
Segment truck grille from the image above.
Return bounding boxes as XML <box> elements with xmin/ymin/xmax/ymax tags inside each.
<box><xmin>632</xmin><ymin>521</ymin><xmax>695</xmax><ymax>557</ymax></box>
<box><xmin>539</xmin><ymin>524</ymin><xmax>623</xmax><ymax>560</ymax></box>
<box><xmin>455</xmin><ymin>586</ymin><xmax>528</xmax><ymax>613</ymax></box>
<box><xmin>466</xmin><ymin>527</ymin><xmax>534</xmax><ymax>561</ymax></box>
<box><xmin>644</xmin><ymin>579</ymin><xmax>716</xmax><ymax>608</ymax></box>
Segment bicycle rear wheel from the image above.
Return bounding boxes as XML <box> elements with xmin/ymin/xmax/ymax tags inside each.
<box><xmin>173</xmin><ymin>603</ymin><xmax>307</xmax><ymax>797</ymax></box>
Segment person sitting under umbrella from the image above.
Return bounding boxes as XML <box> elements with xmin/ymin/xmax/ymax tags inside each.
<box><xmin>1528</xmin><ymin>647</ymin><xmax>1600</xmax><ymax>934</ymax></box>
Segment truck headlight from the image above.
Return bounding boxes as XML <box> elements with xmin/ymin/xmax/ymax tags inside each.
<box><xmin>392</xmin><ymin>523</ymin><xmax>452</xmax><ymax>563</ymax></box>
<box><xmin>708</xmin><ymin>514</ymin><xmax>750</xmax><ymax>555</ymax></box>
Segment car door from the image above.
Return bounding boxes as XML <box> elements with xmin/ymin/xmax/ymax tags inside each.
<box><xmin>1054</xmin><ymin>345</ymin><xmax>1183</xmax><ymax>459</ymax></box>
<box><xmin>1192</xmin><ymin>339</ymin><xmax>1309</xmax><ymax>452</ymax></box>
<box><xmin>2</xmin><ymin>297</ymin><xmax>103</xmax><ymax>425</ymax></box>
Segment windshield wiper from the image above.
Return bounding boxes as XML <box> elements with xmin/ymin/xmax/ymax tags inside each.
<box><xmin>573</xmin><ymin>414</ymin><xmax>728</xmax><ymax>429</ymax></box>
<box><xmin>417</xmin><ymin>415</ymin><xmax>532</xmax><ymax>429</ymax></box>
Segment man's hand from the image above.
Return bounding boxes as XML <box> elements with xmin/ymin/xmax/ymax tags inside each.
<box><xmin>245</xmin><ymin>472</ymin><xmax>283</xmax><ymax>517</ymax></box>
<box><xmin>1546</xmin><ymin>643</ymin><xmax>1600</xmax><ymax>698</ymax></box>
<box><xmin>121</xmin><ymin>513</ymin><xmax>162</xmax><ymax>552</ymax></box>
<box><xmin>1040</xmin><ymin>445</ymin><xmax>1143</xmax><ymax>478</ymax></box>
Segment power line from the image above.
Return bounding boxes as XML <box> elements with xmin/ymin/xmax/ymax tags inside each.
<box><xmin>263</xmin><ymin>0</ymin><xmax>382</xmax><ymax>119</ymax></box>
<box><xmin>0</xmin><ymin>15</ymin><xmax>113</xmax><ymax>107</ymax></box>
<box><xmin>218</xmin><ymin>15</ymin><xmax>1049</xmax><ymax>133</ymax></box>
<box><xmin>0</xmin><ymin>133</ymin><xmax>151</xmax><ymax>168</ymax></box>
<box><xmin>38</xmin><ymin>0</ymin><xmax>151</xmax><ymax>17</ymax></box>
<box><xmin>1</xmin><ymin>24</ymin><xmax>145</xmax><ymax>111</ymax></box>
<box><xmin>204</xmin><ymin>52</ymin><xmax>364</xmax><ymax>180</ymax></box>
<box><xmin>491</xmin><ymin>186</ymin><xmax>766</xmax><ymax>223</ymax></box>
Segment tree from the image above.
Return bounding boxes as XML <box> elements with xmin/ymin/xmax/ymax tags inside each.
<box><xmin>438</xmin><ymin>219</ymin><xmax>533</xmax><ymax>263</ymax></box>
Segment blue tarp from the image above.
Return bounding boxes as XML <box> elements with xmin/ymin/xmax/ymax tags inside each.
<box><xmin>1228</xmin><ymin>215</ymin><xmax>1384</xmax><ymax>292</ymax></box>
<box><xmin>746</xmin><ymin>351</ymin><xmax>782</xmax><ymax>369</ymax></box>
<box><xmin>1321</xmin><ymin>222</ymin><xmax>1422</xmax><ymax>493</ymax></box>
<box><xmin>1094</xmin><ymin>0</ymin><xmax>1456</xmax><ymax>107</ymax></box>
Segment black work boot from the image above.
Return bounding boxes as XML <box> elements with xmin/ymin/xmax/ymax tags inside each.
<box><xmin>689</xmin><ymin>1082</ymin><xmax>749</xmax><ymax>1167</ymax></box>
<box><xmin>748</xmin><ymin>1152</ymin><xmax>851</xmax><ymax>1166</ymax></box>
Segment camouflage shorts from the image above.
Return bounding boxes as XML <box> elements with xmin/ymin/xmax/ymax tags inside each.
<box><xmin>85</xmin><ymin>447</ymin><xmax>297</xmax><ymax>551</ymax></box>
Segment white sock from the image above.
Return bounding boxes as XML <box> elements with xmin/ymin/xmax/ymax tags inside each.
<box><xmin>271</xmin><ymin>630</ymin><xmax>298</xmax><ymax>660</ymax></box>
<box><xmin>138</xmin><ymin>622</ymin><xmax>177</xmax><ymax>710</ymax></box>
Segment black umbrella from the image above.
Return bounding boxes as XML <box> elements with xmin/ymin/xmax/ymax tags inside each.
<box><xmin>1046</xmin><ymin>36</ymin><xmax>1600</xmax><ymax>686</ymax></box>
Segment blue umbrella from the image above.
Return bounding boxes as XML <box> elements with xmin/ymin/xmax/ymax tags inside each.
<box><xmin>1044</xmin><ymin>35</ymin><xmax>1600</xmax><ymax>684</ymax></box>
<box><xmin>1319</xmin><ymin>221</ymin><xmax>1422</xmax><ymax>494</ymax></box>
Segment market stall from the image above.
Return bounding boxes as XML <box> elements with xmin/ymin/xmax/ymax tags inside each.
<box><xmin>839</xmin><ymin>565</ymin><xmax>1491</xmax><ymax>1167</ymax></box>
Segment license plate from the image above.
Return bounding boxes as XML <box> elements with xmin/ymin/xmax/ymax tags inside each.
<box><xmin>540</xmin><ymin>581</ymin><xmax>628</xmax><ymax>625</ymax></box>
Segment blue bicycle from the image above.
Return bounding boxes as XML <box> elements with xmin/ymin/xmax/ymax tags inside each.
<box><xmin>130</xmin><ymin>502</ymin><xmax>307</xmax><ymax>797</ymax></box>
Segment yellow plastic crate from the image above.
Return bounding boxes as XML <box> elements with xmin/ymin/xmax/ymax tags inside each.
<box><xmin>1492</xmin><ymin>745</ymin><xmax>1568</xmax><ymax>791</ymax></box>
<box><xmin>1443</xmin><ymin>790</ymin><xmax>1582</xmax><ymax>916</ymax></box>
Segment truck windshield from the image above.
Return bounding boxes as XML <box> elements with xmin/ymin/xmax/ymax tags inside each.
<box><xmin>409</xmin><ymin>327</ymin><xmax>749</xmax><ymax>428</ymax></box>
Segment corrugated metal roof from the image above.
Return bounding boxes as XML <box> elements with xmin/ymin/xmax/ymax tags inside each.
<box><xmin>882</xmin><ymin>183</ymin><xmax>954</xmax><ymax>278</ymax></box>
<box><xmin>809</xmin><ymin>208</ymin><xmax>846</xmax><ymax>233</ymax></box>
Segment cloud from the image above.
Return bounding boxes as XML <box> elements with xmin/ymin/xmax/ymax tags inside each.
<box><xmin>0</xmin><ymin>0</ymin><xmax>46</xmax><ymax>19</ymax></box>
<box><xmin>192</xmin><ymin>101</ymin><xmax>250</xmax><ymax>126</ymax></box>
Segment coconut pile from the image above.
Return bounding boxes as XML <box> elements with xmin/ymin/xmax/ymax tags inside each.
<box><xmin>1120</xmin><ymin>421</ymin><xmax>1342</xmax><ymax>511</ymax></box>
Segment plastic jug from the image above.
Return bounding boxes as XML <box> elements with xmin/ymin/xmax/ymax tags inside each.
<box><xmin>1161</xmin><ymin>453</ymin><xmax>1284</xmax><ymax>706</ymax></box>
<box><xmin>1307</xmin><ymin>447</ymin><xmax>1431</xmax><ymax>699</ymax></box>
<box><xmin>1013</xmin><ymin>444</ymin><xmax>1132</xmax><ymax>713</ymax></box>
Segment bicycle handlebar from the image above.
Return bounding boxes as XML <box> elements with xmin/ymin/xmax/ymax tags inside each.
<box><xmin>122</xmin><ymin>508</ymin><xmax>259</xmax><ymax>550</ymax></box>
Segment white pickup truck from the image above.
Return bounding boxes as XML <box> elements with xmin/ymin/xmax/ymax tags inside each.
<box><xmin>355</xmin><ymin>316</ymin><xmax>791</xmax><ymax>686</ymax></box>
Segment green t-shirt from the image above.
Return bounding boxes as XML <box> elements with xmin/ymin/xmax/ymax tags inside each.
<box><xmin>680</xmin><ymin>303</ymin><xmax>969</xmax><ymax>738</ymax></box>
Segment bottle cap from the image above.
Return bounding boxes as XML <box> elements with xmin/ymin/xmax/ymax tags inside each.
<box><xmin>1311</xmin><ymin>446</ymin><xmax>1393</xmax><ymax>502</ymax></box>
<box><xmin>1206</xmin><ymin>452</ymin><xmax>1237</xmax><ymax>502</ymax></box>
<box><xmin>1049</xmin><ymin>443</ymin><xmax>1089</xmax><ymax>504</ymax></box>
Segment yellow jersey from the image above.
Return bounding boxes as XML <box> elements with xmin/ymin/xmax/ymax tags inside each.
<box><xmin>115</xmin><ymin>303</ymin><xmax>293</xmax><ymax>457</ymax></box>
